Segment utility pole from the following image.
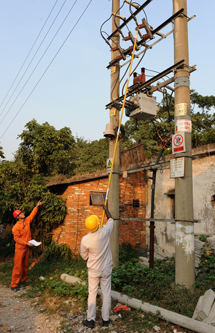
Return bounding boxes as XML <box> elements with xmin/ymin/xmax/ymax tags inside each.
<box><xmin>173</xmin><ymin>0</ymin><xmax>195</xmax><ymax>288</ymax></box>
<box><xmin>109</xmin><ymin>0</ymin><xmax>120</xmax><ymax>268</ymax></box>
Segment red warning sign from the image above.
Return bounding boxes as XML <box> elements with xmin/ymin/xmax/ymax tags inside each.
<box><xmin>172</xmin><ymin>133</ymin><xmax>186</xmax><ymax>154</ymax></box>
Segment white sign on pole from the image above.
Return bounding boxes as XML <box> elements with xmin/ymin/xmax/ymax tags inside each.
<box><xmin>106</xmin><ymin>158</ymin><xmax>113</xmax><ymax>174</ymax></box>
<box><xmin>170</xmin><ymin>157</ymin><xmax>185</xmax><ymax>178</ymax></box>
<box><xmin>172</xmin><ymin>132</ymin><xmax>186</xmax><ymax>154</ymax></box>
<box><xmin>175</xmin><ymin>119</ymin><xmax>192</xmax><ymax>133</ymax></box>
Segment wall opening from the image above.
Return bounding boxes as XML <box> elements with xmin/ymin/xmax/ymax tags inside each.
<box><xmin>90</xmin><ymin>192</ymin><xmax>105</xmax><ymax>206</ymax></box>
<box><xmin>164</xmin><ymin>190</ymin><xmax>175</xmax><ymax>219</ymax></box>
<box><xmin>133</xmin><ymin>199</ymin><xmax>140</xmax><ymax>208</ymax></box>
<box><xmin>211</xmin><ymin>195</ymin><xmax>215</xmax><ymax>206</ymax></box>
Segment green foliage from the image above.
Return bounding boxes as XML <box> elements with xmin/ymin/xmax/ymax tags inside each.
<box><xmin>0</xmin><ymin>160</ymin><xmax>30</xmax><ymax>224</ymax></box>
<box><xmin>0</xmin><ymin>242</ymin><xmax>212</xmax><ymax>322</ymax></box>
<box><xmin>191</xmin><ymin>90</ymin><xmax>215</xmax><ymax>110</ymax></box>
<box><xmin>74</xmin><ymin>137</ymin><xmax>109</xmax><ymax>174</ymax></box>
<box><xmin>0</xmin><ymin>237</ymin><xmax>15</xmax><ymax>260</ymax></box>
<box><xmin>112</xmin><ymin>260</ymin><xmax>170</xmax><ymax>294</ymax></box>
<box><xmin>33</xmin><ymin>193</ymin><xmax>67</xmax><ymax>245</ymax></box>
<box><xmin>0</xmin><ymin>144</ymin><xmax>5</xmax><ymax>159</ymax></box>
<box><xmin>0</xmin><ymin>262</ymin><xmax>14</xmax><ymax>285</ymax></box>
<box><xmin>121</xmin><ymin>93</ymin><xmax>174</xmax><ymax>158</ymax></box>
<box><xmin>199</xmin><ymin>234</ymin><xmax>207</xmax><ymax>242</ymax></box>
<box><xmin>154</xmin><ymin>257</ymin><xmax>175</xmax><ymax>278</ymax></box>
<box><xmin>112</xmin><ymin>257</ymin><xmax>199</xmax><ymax>317</ymax></box>
<box><xmin>26</xmin><ymin>243</ymin><xmax>88</xmax><ymax>300</ymax></box>
<box><xmin>42</xmin><ymin>241</ymin><xmax>72</xmax><ymax>262</ymax></box>
<box><xmin>0</xmin><ymin>161</ymin><xmax>67</xmax><ymax>244</ymax></box>
<box><xmin>191</xmin><ymin>90</ymin><xmax>215</xmax><ymax>148</ymax></box>
<box><xmin>195</xmin><ymin>251</ymin><xmax>215</xmax><ymax>289</ymax></box>
<box><xmin>16</xmin><ymin>119</ymin><xmax>76</xmax><ymax>176</ymax></box>
<box><xmin>119</xmin><ymin>242</ymin><xmax>141</xmax><ymax>263</ymax></box>
<box><xmin>121</xmin><ymin>90</ymin><xmax>215</xmax><ymax>158</ymax></box>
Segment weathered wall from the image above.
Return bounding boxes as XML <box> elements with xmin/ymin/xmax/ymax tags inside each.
<box><xmin>146</xmin><ymin>154</ymin><xmax>215</xmax><ymax>254</ymax></box>
<box><xmin>193</xmin><ymin>155</ymin><xmax>215</xmax><ymax>235</ymax></box>
<box><xmin>146</xmin><ymin>166</ymin><xmax>175</xmax><ymax>254</ymax></box>
<box><xmin>52</xmin><ymin>171</ymin><xmax>146</xmax><ymax>253</ymax></box>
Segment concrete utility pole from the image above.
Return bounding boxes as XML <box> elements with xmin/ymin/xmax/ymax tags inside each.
<box><xmin>109</xmin><ymin>0</ymin><xmax>120</xmax><ymax>268</ymax></box>
<box><xmin>173</xmin><ymin>0</ymin><xmax>195</xmax><ymax>288</ymax></box>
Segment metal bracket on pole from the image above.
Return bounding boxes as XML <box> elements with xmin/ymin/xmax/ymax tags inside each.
<box><xmin>108</xmin><ymin>0</ymin><xmax>152</xmax><ymax>40</ymax></box>
<box><xmin>106</xmin><ymin>60</ymin><xmax>185</xmax><ymax>110</ymax></box>
<box><xmin>107</xmin><ymin>8</ymin><xmax>185</xmax><ymax>69</ymax></box>
<box><xmin>175</xmin><ymin>76</ymin><xmax>190</xmax><ymax>89</ymax></box>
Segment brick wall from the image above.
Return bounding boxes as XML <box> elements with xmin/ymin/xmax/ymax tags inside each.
<box><xmin>119</xmin><ymin>171</ymin><xmax>146</xmax><ymax>247</ymax></box>
<box><xmin>52</xmin><ymin>171</ymin><xmax>146</xmax><ymax>253</ymax></box>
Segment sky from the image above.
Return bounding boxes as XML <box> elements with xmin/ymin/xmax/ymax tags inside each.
<box><xmin>0</xmin><ymin>0</ymin><xmax>214</xmax><ymax>160</ymax></box>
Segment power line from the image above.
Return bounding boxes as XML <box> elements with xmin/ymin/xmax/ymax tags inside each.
<box><xmin>0</xmin><ymin>0</ymin><xmax>69</xmax><ymax>119</ymax></box>
<box><xmin>0</xmin><ymin>0</ymin><xmax>78</xmax><ymax>125</ymax></box>
<box><xmin>0</xmin><ymin>0</ymin><xmax>93</xmax><ymax>139</ymax></box>
<box><xmin>0</xmin><ymin>0</ymin><xmax>60</xmax><ymax>113</ymax></box>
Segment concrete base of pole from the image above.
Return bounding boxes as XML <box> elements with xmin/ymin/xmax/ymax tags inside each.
<box><xmin>97</xmin><ymin>289</ymin><xmax>215</xmax><ymax>333</ymax></box>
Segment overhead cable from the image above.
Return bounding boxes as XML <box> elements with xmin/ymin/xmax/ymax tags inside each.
<box><xmin>0</xmin><ymin>0</ymin><xmax>69</xmax><ymax>120</ymax></box>
<box><xmin>0</xmin><ymin>0</ymin><xmax>60</xmax><ymax>114</ymax></box>
<box><xmin>0</xmin><ymin>0</ymin><xmax>93</xmax><ymax>139</ymax></box>
<box><xmin>0</xmin><ymin>0</ymin><xmax>79</xmax><ymax>125</ymax></box>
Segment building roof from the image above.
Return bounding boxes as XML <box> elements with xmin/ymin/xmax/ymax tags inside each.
<box><xmin>47</xmin><ymin>143</ymin><xmax>215</xmax><ymax>188</ymax></box>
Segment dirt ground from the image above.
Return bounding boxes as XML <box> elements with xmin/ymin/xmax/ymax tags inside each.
<box><xmin>0</xmin><ymin>283</ymin><xmax>122</xmax><ymax>333</ymax></box>
<box><xmin>0</xmin><ymin>284</ymin><xmax>62</xmax><ymax>333</ymax></box>
<box><xmin>0</xmin><ymin>283</ymin><xmax>197</xmax><ymax>333</ymax></box>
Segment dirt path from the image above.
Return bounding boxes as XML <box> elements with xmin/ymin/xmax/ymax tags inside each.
<box><xmin>0</xmin><ymin>284</ymin><xmax>61</xmax><ymax>333</ymax></box>
<box><xmin>0</xmin><ymin>284</ymin><xmax>114</xmax><ymax>333</ymax></box>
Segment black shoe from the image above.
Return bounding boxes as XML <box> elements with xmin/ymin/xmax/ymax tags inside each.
<box><xmin>102</xmin><ymin>319</ymin><xmax>111</xmax><ymax>327</ymax></box>
<box><xmin>11</xmin><ymin>286</ymin><xmax>20</xmax><ymax>292</ymax></box>
<box><xmin>82</xmin><ymin>319</ymin><xmax>95</xmax><ymax>329</ymax></box>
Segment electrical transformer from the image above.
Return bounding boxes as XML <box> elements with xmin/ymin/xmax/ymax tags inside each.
<box><xmin>125</xmin><ymin>93</ymin><xmax>157</xmax><ymax>120</ymax></box>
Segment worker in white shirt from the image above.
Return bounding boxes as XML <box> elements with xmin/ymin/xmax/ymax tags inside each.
<box><xmin>80</xmin><ymin>205</ymin><xmax>114</xmax><ymax>329</ymax></box>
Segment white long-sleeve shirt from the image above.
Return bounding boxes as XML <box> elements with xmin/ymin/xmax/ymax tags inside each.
<box><xmin>80</xmin><ymin>218</ymin><xmax>114</xmax><ymax>272</ymax></box>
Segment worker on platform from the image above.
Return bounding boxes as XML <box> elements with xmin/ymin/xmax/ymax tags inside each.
<box><xmin>11</xmin><ymin>200</ymin><xmax>42</xmax><ymax>291</ymax></box>
<box><xmin>81</xmin><ymin>204</ymin><xmax>114</xmax><ymax>329</ymax></box>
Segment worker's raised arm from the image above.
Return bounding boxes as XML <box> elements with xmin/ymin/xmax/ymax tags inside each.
<box><xmin>27</xmin><ymin>200</ymin><xmax>42</xmax><ymax>224</ymax></box>
<box><xmin>103</xmin><ymin>205</ymin><xmax>112</xmax><ymax>220</ymax></box>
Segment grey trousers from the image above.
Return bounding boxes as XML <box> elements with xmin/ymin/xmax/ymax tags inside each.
<box><xmin>87</xmin><ymin>268</ymin><xmax>112</xmax><ymax>321</ymax></box>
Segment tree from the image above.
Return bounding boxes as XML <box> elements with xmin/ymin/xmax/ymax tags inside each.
<box><xmin>0</xmin><ymin>144</ymin><xmax>5</xmax><ymax>159</ymax></box>
<box><xmin>0</xmin><ymin>160</ymin><xmax>67</xmax><ymax>244</ymax></box>
<box><xmin>74</xmin><ymin>137</ymin><xmax>109</xmax><ymax>174</ymax></box>
<box><xmin>120</xmin><ymin>92</ymin><xmax>174</xmax><ymax>158</ymax></box>
<box><xmin>191</xmin><ymin>91</ymin><xmax>215</xmax><ymax>147</ymax></box>
<box><xmin>120</xmin><ymin>90</ymin><xmax>215</xmax><ymax>158</ymax></box>
<box><xmin>16</xmin><ymin>119</ymin><xmax>76</xmax><ymax>176</ymax></box>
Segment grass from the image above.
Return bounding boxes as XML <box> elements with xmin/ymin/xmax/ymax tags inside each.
<box><xmin>0</xmin><ymin>241</ymin><xmax>213</xmax><ymax>333</ymax></box>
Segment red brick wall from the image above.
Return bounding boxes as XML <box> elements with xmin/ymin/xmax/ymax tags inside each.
<box><xmin>119</xmin><ymin>171</ymin><xmax>146</xmax><ymax>247</ymax></box>
<box><xmin>52</xmin><ymin>171</ymin><xmax>146</xmax><ymax>253</ymax></box>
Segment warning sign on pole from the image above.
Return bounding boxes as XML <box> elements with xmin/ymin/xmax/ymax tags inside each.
<box><xmin>172</xmin><ymin>132</ymin><xmax>186</xmax><ymax>154</ymax></box>
<box><xmin>106</xmin><ymin>158</ymin><xmax>113</xmax><ymax>174</ymax></box>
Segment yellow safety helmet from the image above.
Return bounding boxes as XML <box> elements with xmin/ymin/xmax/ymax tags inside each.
<box><xmin>85</xmin><ymin>215</ymin><xmax>99</xmax><ymax>232</ymax></box>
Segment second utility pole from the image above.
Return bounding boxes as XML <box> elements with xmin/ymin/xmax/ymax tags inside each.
<box><xmin>109</xmin><ymin>0</ymin><xmax>120</xmax><ymax>268</ymax></box>
<box><xmin>173</xmin><ymin>0</ymin><xmax>195</xmax><ymax>289</ymax></box>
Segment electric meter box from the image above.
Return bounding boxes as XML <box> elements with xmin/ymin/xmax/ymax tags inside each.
<box><xmin>129</xmin><ymin>93</ymin><xmax>157</xmax><ymax>120</ymax></box>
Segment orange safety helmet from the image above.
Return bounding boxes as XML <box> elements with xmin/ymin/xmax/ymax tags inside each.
<box><xmin>13</xmin><ymin>210</ymin><xmax>22</xmax><ymax>219</ymax></box>
<box><xmin>85</xmin><ymin>215</ymin><xmax>99</xmax><ymax>232</ymax></box>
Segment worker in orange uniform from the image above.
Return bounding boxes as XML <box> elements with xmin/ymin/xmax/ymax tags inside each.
<box><xmin>81</xmin><ymin>205</ymin><xmax>114</xmax><ymax>329</ymax></box>
<box><xmin>11</xmin><ymin>200</ymin><xmax>42</xmax><ymax>291</ymax></box>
